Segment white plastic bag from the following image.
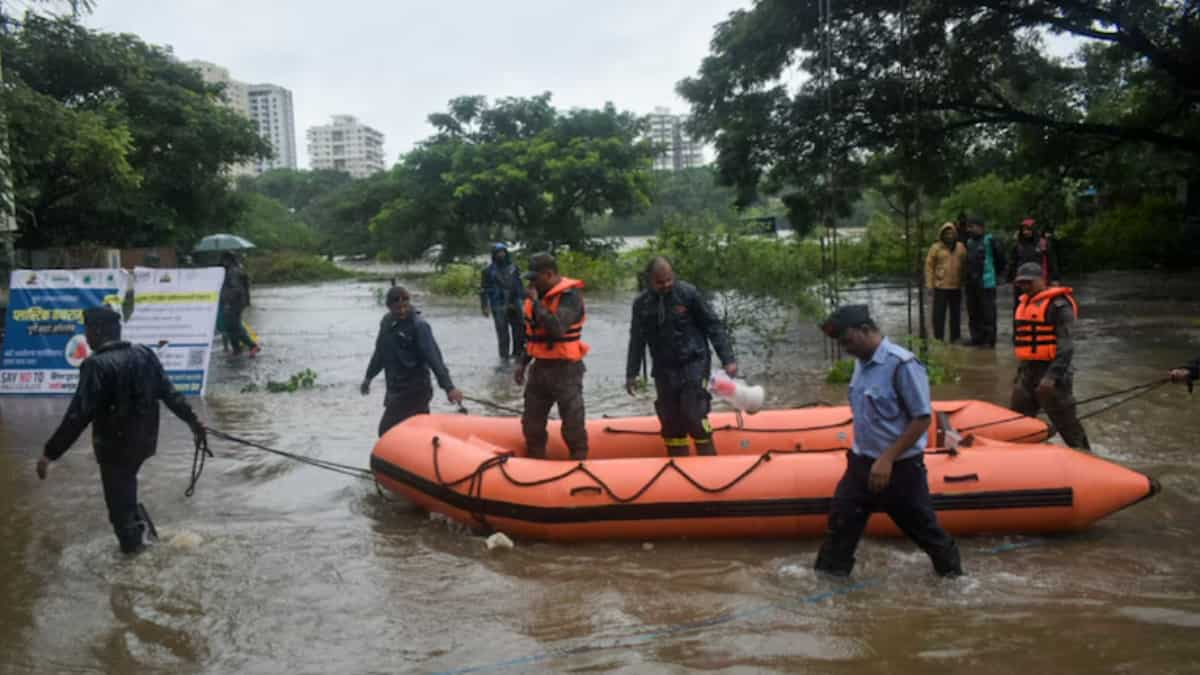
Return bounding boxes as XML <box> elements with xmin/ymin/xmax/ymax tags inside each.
<box><xmin>708</xmin><ymin>371</ymin><xmax>766</xmax><ymax>413</ymax></box>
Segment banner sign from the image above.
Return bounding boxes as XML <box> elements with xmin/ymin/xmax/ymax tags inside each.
<box><xmin>0</xmin><ymin>267</ymin><xmax>224</xmax><ymax>396</ymax></box>
<box><xmin>122</xmin><ymin>266</ymin><xmax>224</xmax><ymax>396</ymax></box>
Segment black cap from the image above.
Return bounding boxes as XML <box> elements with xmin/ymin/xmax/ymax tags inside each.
<box><xmin>83</xmin><ymin>305</ymin><xmax>121</xmax><ymax>329</ymax></box>
<box><xmin>820</xmin><ymin>304</ymin><xmax>871</xmax><ymax>338</ymax></box>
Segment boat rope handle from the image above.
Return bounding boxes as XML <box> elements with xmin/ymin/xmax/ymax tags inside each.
<box><xmin>602</xmin><ymin>418</ymin><xmax>854</xmax><ymax>436</ymax></box>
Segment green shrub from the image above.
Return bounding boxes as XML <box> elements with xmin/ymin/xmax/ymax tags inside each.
<box><xmin>824</xmin><ymin>337</ymin><xmax>958</xmax><ymax>385</ymax></box>
<box><xmin>1072</xmin><ymin>195</ymin><xmax>1187</xmax><ymax>270</ymax></box>
<box><xmin>826</xmin><ymin>358</ymin><xmax>856</xmax><ymax>383</ymax></box>
<box><xmin>555</xmin><ymin>249</ymin><xmax>641</xmax><ymax>291</ymax></box>
<box><xmin>244</xmin><ymin>252</ymin><xmax>354</xmax><ymax>284</ymax></box>
<box><xmin>427</xmin><ymin>263</ymin><xmax>478</xmax><ymax>297</ymax></box>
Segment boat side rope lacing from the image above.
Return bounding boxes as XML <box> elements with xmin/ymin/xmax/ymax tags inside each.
<box><xmin>426</xmin><ymin>436</ymin><xmax>960</xmax><ymax>508</ymax></box>
<box><xmin>602</xmin><ymin>418</ymin><xmax>854</xmax><ymax>436</ymax></box>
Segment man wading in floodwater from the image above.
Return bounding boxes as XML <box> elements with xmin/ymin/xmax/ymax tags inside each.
<box><xmin>815</xmin><ymin>305</ymin><xmax>963</xmax><ymax>578</ymax></box>
<box><xmin>362</xmin><ymin>286</ymin><xmax>463</xmax><ymax>436</ymax></box>
<box><xmin>37</xmin><ymin>307</ymin><xmax>207</xmax><ymax>554</ymax></box>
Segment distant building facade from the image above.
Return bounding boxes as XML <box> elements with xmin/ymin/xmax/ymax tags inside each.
<box><xmin>187</xmin><ymin>60</ymin><xmax>297</xmax><ymax>176</ymax></box>
<box><xmin>648</xmin><ymin>106</ymin><xmax>704</xmax><ymax>171</ymax></box>
<box><xmin>247</xmin><ymin>84</ymin><xmax>298</xmax><ymax>173</ymax></box>
<box><xmin>306</xmin><ymin>115</ymin><xmax>386</xmax><ymax>178</ymax></box>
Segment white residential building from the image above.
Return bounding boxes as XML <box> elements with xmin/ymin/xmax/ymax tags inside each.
<box><xmin>648</xmin><ymin>106</ymin><xmax>705</xmax><ymax>171</ymax></box>
<box><xmin>306</xmin><ymin>115</ymin><xmax>385</xmax><ymax>178</ymax></box>
<box><xmin>187</xmin><ymin>61</ymin><xmax>297</xmax><ymax>176</ymax></box>
<box><xmin>247</xmin><ymin>84</ymin><xmax>297</xmax><ymax>174</ymax></box>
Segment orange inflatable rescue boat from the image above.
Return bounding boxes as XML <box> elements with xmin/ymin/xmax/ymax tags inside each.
<box><xmin>370</xmin><ymin>401</ymin><xmax>1158</xmax><ymax>541</ymax></box>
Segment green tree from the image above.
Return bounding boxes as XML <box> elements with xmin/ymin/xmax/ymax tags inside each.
<box><xmin>679</xmin><ymin>0</ymin><xmax>1200</xmax><ymax>235</ymax></box>
<box><xmin>372</xmin><ymin>93</ymin><xmax>656</xmax><ymax>256</ymax></box>
<box><xmin>1</xmin><ymin>15</ymin><xmax>269</xmax><ymax>248</ymax></box>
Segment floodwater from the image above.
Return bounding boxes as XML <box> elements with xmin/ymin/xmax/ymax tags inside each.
<box><xmin>1</xmin><ymin>269</ymin><xmax>1198</xmax><ymax>674</ymax></box>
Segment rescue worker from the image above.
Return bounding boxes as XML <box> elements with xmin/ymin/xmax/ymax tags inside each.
<box><xmin>1010</xmin><ymin>262</ymin><xmax>1091</xmax><ymax>451</ymax></box>
<box><xmin>963</xmin><ymin>217</ymin><xmax>1007</xmax><ymax>348</ymax></box>
<box><xmin>625</xmin><ymin>257</ymin><xmax>737</xmax><ymax>456</ymax></box>
<box><xmin>815</xmin><ymin>304</ymin><xmax>963</xmax><ymax>578</ymax></box>
<box><xmin>37</xmin><ymin>306</ymin><xmax>207</xmax><ymax>555</ymax></box>
<box><xmin>924</xmin><ymin>222</ymin><xmax>967</xmax><ymax>343</ymax></box>
<box><xmin>480</xmin><ymin>242</ymin><xmax>525</xmax><ymax>363</ymax></box>
<box><xmin>362</xmin><ymin>286</ymin><xmax>463</xmax><ymax>436</ymax></box>
<box><xmin>1007</xmin><ymin>217</ymin><xmax>1061</xmax><ymax>309</ymax></box>
<box><xmin>514</xmin><ymin>253</ymin><xmax>589</xmax><ymax>460</ymax></box>
<box><xmin>219</xmin><ymin>252</ymin><xmax>259</xmax><ymax>357</ymax></box>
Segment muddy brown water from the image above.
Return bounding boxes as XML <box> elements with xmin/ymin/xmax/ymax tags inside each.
<box><xmin>1</xmin><ymin>270</ymin><xmax>1198</xmax><ymax>674</ymax></box>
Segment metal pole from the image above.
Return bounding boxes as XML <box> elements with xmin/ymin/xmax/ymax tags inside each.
<box><xmin>0</xmin><ymin>5</ymin><xmax>20</xmax><ymax>310</ymax></box>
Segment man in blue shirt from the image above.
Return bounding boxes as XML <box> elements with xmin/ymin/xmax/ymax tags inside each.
<box><xmin>815</xmin><ymin>305</ymin><xmax>962</xmax><ymax>578</ymax></box>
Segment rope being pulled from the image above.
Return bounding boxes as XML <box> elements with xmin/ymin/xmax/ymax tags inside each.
<box><xmin>202</xmin><ymin>428</ymin><xmax>374</xmax><ymax>483</ymax></box>
<box><xmin>956</xmin><ymin>377</ymin><xmax>1170</xmax><ymax>436</ymax></box>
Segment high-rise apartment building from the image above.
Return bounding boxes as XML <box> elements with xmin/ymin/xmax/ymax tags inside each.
<box><xmin>187</xmin><ymin>61</ymin><xmax>297</xmax><ymax>176</ymax></box>
<box><xmin>247</xmin><ymin>85</ymin><xmax>297</xmax><ymax>173</ymax></box>
<box><xmin>648</xmin><ymin>106</ymin><xmax>704</xmax><ymax>171</ymax></box>
<box><xmin>306</xmin><ymin>115</ymin><xmax>385</xmax><ymax>179</ymax></box>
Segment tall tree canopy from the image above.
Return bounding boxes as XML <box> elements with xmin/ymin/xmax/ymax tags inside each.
<box><xmin>679</xmin><ymin>0</ymin><xmax>1200</xmax><ymax>231</ymax></box>
<box><xmin>1</xmin><ymin>15</ymin><xmax>269</xmax><ymax>248</ymax></box>
<box><xmin>370</xmin><ymin>93</ymin><xmax>655</xmax><ymax>258</ymax></box>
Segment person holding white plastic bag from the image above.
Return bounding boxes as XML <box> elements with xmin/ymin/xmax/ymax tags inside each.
<box><xmin>626</xmin><ymin>257</ymin><xmax>736</xmax><ymax>456</ymax></box>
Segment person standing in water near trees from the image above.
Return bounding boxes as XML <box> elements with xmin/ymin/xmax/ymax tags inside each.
<box><xmin>625</xmin><ymin>256</ymin><xmax>736</xmax><ymax>456</ymax></box>
<box><xmin>480</xmin><ymin>242</ymin><xmax>525</xmax><ymax>364</ymax></box>
<box><xmin>37</xmin><ymin>307</ymin><xmax>207</xmax><ymax>555</ymax></box>
<box><xmin>362</xmin><ymin>286</ymin><xmax>463</xmax><ymax>436</ymax></box>
<box><xmin>924</xmin><ymin>222</ymin><xmax>967</xmax><ymax>343</ymax></box>
<box><xmin>1010</xmin><ymin>262</ymin><xmax>1091</xmax><ymax>451</ymax></box>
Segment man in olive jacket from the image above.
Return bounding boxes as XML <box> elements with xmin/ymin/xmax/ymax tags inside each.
<box><xmin>38</xmin><ymin>307</ymin><xmax>207</xmax><ymax>554</ymax></box>
<box><xmin>626</xmin><ymin>257</ymin><xmax>736</xmax><ymax>456</ymax></box>
<box><xmin>924</xmin><ymin>222</ymin><xmax>967</xmax><ymax>343</ymax></box>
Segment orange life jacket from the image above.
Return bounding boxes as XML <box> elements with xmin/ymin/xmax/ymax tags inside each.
<box><xmin>1013</xmin><ymin>286</ymin><xmax>1078</xmax><ymax>361</ymax></box>
<box><xmin>524</xmin><ymin>276</ymin><xmax>589</xmax><ymax>361</ymax></box>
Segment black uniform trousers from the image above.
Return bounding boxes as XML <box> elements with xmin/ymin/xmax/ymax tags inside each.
<box><xmin>378</xmin><ymin>384</ymin><xmax>433</xmax><ymax>437</ymax></box>
<box><xmin>931</xmin><ymin>289</ymin><xmax>962</xmax><ymax>343</ymax></box>
<box><xmin>490</xmin><ymin>308</ymin><xmax>525</xmax><ymax>360</ymax></box>
<box><xmin>1010</xmin><ymin>362</ymin><xmax>1091</xmax><ymax>451</ymax></box>
<box><xmin>964</xmin><ymin>282</ymin><xmax>997</xmax><ymax>346</ymax></box>
<box><xmin>99</xmin><ymin>460</ymin><xmax>154</xmax><ymax>554</ymax></box>
<box><xmin>522</xmin><ymin>359</ymin><xmax>588</xmax><ymax>460</ymax></box>
<box><xmin>815</xmin><ymin>452</ymin><xmax>963</xmax><ymax>577</ymax></box>
<box><xmin>654</xmin><ymin>367</ymin><xmax>715</xmax><ymax>456</ymax></box>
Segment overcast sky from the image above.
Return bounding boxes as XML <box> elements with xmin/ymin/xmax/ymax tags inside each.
<box><xmin>84</xmin><ymin>1</ymin><xmax>753</xmax><ymax>169</ymax></box>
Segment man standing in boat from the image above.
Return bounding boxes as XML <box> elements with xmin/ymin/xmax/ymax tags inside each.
<box><xmin>1010</xmin><ymin>262</ymin><xmax>1091</xmax><ymax>450</ymax></box>
<box><xmin>362</xmin><ymin>286</ymin><xmax>463</xmax><ymax>436</ymax></box>
<box><xmin>625</xmin><ymin>256</ymin><xmax>737</xmax><ymax>456</ymax></box>
<box><xmin>815</xmin><ymin>305</ymin><xmax>963</xmax><ymax>578</ymax></box>
<box><xmin>514</xmin><ymin>253</ymin><xmax>589</xmax><ymax>460</ymax></box>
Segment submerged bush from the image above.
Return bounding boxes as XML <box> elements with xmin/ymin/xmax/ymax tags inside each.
<box><xmin>244</xmin><ymin>252</ymin><xmax>354</xmax><ymax>284</ymax></box>
<box><xmin>426</xmin><ymin>263</ymin><xmax>478</xmax><ymax>297</ymax></box>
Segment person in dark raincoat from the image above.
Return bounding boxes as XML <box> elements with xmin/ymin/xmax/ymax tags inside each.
<box><xmin>625</xmin><ymin>257</ymin><xmax>736</xmax><ymax>456</ymax></box>
<box><xmin>479</xmin><ymin>243</ymin><xmax>525</xmax><ymax>362</ymax></box>
<box><xmin>362</xmin><ymin>286</ymin><xmax>463</xmax><ymax>436</ymax></box>
<box><xmin>38</xmin><ymin>307</ymin><xmax>207</xmax><ymax>554</ymax></box>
